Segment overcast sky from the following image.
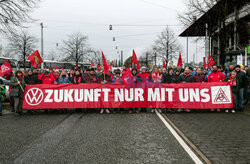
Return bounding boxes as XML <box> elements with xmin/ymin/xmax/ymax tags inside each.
<box><xmin>5</xmin><ymin>0</ymin><xmax>206</xmax><ymax>65</ymax></box>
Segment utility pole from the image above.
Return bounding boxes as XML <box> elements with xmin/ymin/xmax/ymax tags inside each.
<box><xmin>186</xmin><ymin>36</ymin><xmax>189</xmax><ymax>64</ymax></box>
<box><xmin>146</xmin><ymin>52</ymin><xmax>148</xmax><ymax>66</ymax></box>
<box><xmin>121</xmin><ymin>50</ymin><xmax>123</xmax><ymax>66</ymax></box>
<box><xmin>40</xmin><ymin>22</ymin><xmax>44</xmax><ymax>69</ymax></box>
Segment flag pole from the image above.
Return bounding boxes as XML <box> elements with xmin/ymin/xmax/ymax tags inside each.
<box><xmin>16</xmin><ymin>77</ymin><xmax>24</xmax><ymax>92</ymax></box>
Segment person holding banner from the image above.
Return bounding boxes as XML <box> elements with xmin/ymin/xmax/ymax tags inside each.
<box><xmin>86</xmin><ymin>68</ymin><xmax>98</xmax><ymax>83</ymax></box>
<box><xmin>24</xmin><ymin>69</ymin><xmax>41</xmax><ymax>85</ymax></box>
<box><xmin>10</xmin><ymin>70</ymin><xmax>26</xmax><ymax>115</ymax></box>
<box><xmin>38</xmin><ymin>71</ymin><xmax>56</xmax><ymax>84</ymax></box>
<box><xmin>57</xmin><ymin>71</ymin><xmax>71</xmax><ymax>84</ymax></box>
<box><xmin>193</xmin><ymin>68</ymin><xmax>205</xmax><ymax>82</ymax></box>
<box><xmin>207</xmin><ymin>65</ymin><xmax>225</xmax><ymax>82</ymax></box>
<box><xmin>137</xmin><ymin>66</ymin><xmax>150</xmax><ymax>82</ymax></box>
<box><xmin>72</xmin><ymin>69</ymin><xmax>84</xmax><ymax>84</ymax></box>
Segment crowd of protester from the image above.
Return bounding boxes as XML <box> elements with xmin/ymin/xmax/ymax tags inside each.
<box><xmin>0</xmin><ymin>64</ymin><xmax>249</xmax><ymax>116</ymax></box>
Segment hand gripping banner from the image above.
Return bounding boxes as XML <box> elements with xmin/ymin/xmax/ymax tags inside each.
<box><xmin>23</xmin><ymin>82</ymin><xmax>233</xmax><ymax>109</ymax></box>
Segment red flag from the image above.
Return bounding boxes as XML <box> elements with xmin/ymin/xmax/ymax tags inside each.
<box><xmin>0</xmin><ymin>60</ymin><xmax>12</xmax><ymax>76</ymax></box>
<box><xmin>54</xmin><ymin>65</ymin><xmax>59</xmax><ymax>71</ymax></box>
<box><xmin>91</xmin><ymin>62</ymin><xmax>95</xmax><ymax>68</ymax></box>
<box><xmin>131</xmin><ymin>50</ymin><xmax>140</xmax><ymax>70</ymax></box>
<box><xmin>102</xmin><ymin>52</ymin><xmax>109</xmax><ymax>74</ymax></box>
<box><xmin>61</xmin><ymin>67</ymin><xmax>64</xmax><ymax>71</ymax></box>
<box><xmin>203</xmin><ymin>58</ymin><xmax>207</xmax><ymax>69</ymax></box>
<box><xmin>97</xmin><ymin>64</ymin><xmax>102</xmax><ymax>70</ymax></box>
<box><xmin>110</xmin><ymin>60</ymin><xmax>113</xmax><ymax>70</ymax></box>
<box><xmin>208</xmin><ymin>53</ymin><xmax>215</xmax><ymax>68</ymax></box>
<box><xmin>122</xmin><ymin>67</ymin><xmax>131</xmax><ymax>84</ymax></box>
<box><xmin>177</xmin><ymin>53</ymin><xmax>183</xmax><ymax>67</ymax></box>
<box><xmin>163</xmin><ymin>61</ymin><xmax>166</xmax><ymax>68</ymax></box>
<box><xmin>27</xmin><ymin>50</ymin><xmax>43</xmax><ymax>68</ymax></box>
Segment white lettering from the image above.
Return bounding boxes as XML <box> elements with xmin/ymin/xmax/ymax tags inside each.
<box><xmin>44</xmin><ymin>90</ymin><xmax>53</xmax><ymax>102</ymax></box>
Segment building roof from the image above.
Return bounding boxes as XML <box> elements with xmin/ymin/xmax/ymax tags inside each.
<box><xmin>179</xmin><ymin>0</ymin><xmax>248</xmax><ymax>37</ymax></box>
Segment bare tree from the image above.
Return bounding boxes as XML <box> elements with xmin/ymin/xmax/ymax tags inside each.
<box><xmin>178</xmin><ymin>0</ymin><xmax>218</xmax><ymax>27</ymax></box>
<box><xmin>86</xmin><ymin>49</ymin><xmax>102</xmax><ymax>65</ymax></box>
<box><xmin>153</xmin><ymin>27</ymin><xmax>181</xmax><ymax>66</ymax></box>
<box><xmin>61</xmin><ymin>32</ymin><xmax>90</xmax><ymax>67</ymax></box>
<box><xmin>0</xmin><ymin>0</ymin><xmax>40</xmax><ymax>34</ymax></box>
<box><xmin>7</xmin><ymin>31</ymin><xmax>37</xmax><ymax>70</ymax></box>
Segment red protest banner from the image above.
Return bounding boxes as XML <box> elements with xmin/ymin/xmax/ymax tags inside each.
<box><xmin>23</xmin><ymin>82</ymin><xmax>233</xmax><ymax>109</ymax></box>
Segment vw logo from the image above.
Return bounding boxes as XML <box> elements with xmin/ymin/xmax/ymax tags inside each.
<box><xmin>25</xmin><ymin>88</ymin><xmax>44</xmax><ymax>106</ymax></box>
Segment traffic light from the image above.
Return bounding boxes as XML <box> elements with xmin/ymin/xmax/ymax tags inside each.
<box><xmin>109</xmin><ymin>25</ymin><xmax>112</xmax><ymax>30</ymax></box>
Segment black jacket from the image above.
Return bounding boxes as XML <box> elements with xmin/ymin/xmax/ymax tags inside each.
<box><xmin>236</xmin><ymin>70</ymin><xmax>247</xmax><ymax>88</ymax></box>
<box><xmin>24</xmin><ymin>74</ymin><xmax>41</xmax><ymax>85</ymax></box>
<box><xmin>163</xmin><ymin>74</ymin><xmax>177</xmax><ymax>83</ymax></box>
<box><xmin>178</xmin><ymin>74</ymin><xmax>195</xmax><ymax>83</ymax></box>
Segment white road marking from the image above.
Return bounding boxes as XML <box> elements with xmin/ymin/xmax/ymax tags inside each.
<box><xmin>155</xmin><ymin>110</ymin><xmax>203</xmax><ymax>164</ymax></box>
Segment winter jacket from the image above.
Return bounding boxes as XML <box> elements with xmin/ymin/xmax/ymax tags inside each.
<box><xmin>163</xmin><ymin>74</ymin><xmax>177</xmax><ymax>83</ymax></box>
<box><xmin>112</xmin><ymin>77</ymin><xmax>123</xmax><ymax>84</ymax></box>
<box><xmin>236</xmin><ymin>70</ymin><xmax>247</xmax><ymax>88</ymax></box>
<box><xmin>178</xmin><ymin>73</ymin><xmax>195</xmax><ymax>83</ymax></box>
<box><xmin>207</xmin><ymin>71</ymin><xmax>225</xmax><ymax>82</ymax></box>
<box><xmin>38</xmin><ymin>73</ymin><xmax>56</xmax><ymax>84</ymax></box>
<box><xmin>193</xmin><ymin>74</ymin><xmax>205</xmax><ymax>82</ymax></box>
<box><xmin>10</xmin><ymin>76</ymin><xmax>26</xmax><ymax>97</ymax></box>
<box><xmin>137</xmin><ymin>72</ymin><xmax>151</xmax><ymax>82</ymax></box>
<box><xmin>24</xmin><ymin>74</ymin><xmax>41</xmax><ymax>85</ymax></box>
<box><xmin>85</xmin><ymin>74</ymin><xmax>98</xmax><ymax>83</ymax></box>
<box><xmin>150</xmin><ymin>73</ymin><xmax>163</xmax><ymax>83</ymax></box>
<box><xmin>57</xmin><ymin>76</ymin><xmax>71</xmax><ymax>84</ymax></box>
<box><xmin>97</xmin><ymin>74</ymin><xmax>112</xmax><ymax>83</ymax></box>
<box><xmin>72</xmin><ymin>75</ymin><xmax>84</xmax><ymax>84</ymax></box>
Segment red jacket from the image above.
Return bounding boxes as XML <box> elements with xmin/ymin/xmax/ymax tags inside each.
<box><xmin>137</xmin><ymin>72</ymin><xmax>151</xmax><ymax>82</ymax></box>
<box><xmin>207</xmin><ymin>71</ymin><xmax>225</xmax><ymax>82</ymax></box>
<box><xmin>38</xmin><ymin>73</ymin><xmax>56</xmax><ymax>84</ymax></box>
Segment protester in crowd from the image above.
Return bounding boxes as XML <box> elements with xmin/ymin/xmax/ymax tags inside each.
<box><xmin>49</xmin><ymin>67</ymin><xmax>54</xmax><ymax>74</ymax></box>
<box><xmin>174</xmin><ymin>69</ymin><xmax>181</xmax><ymax>83</ymax></box>
<box><xmin>217</xmin><ymin>66</ymin><xmax>226</xmax><ymax>77</ymax></box>
<box><xmin>244</xmin><ymin>66</ymin><xmax>248</xmax><ymax>71</ymax></box>
<box><xmin>0</xmin><ymin>79</ymin><xmax>6</xmax><ymax>116</ymax></box>
<box><xmin>85</xmin><ymin>68</ymin><xmax>98</xmax><ymax>83</ymax></box>
<box><xmin>178</xmin><ymin>67</ymin><xmax>195</xmax><ymax>83</ymax></box>
<box><xmin>137</xmin><ymin>66</ymin><xmax>151</xmax><ymax>82</ymax></box>
<box><xmin>68</xmin><ymin>68</ymin><xmax>75</xmax><ymax>83</ymax></box>
<box><xmin>207</xmin><ymin>65</ymin><xmax>226</xmax><ymax>82</ymax></box>
<box><xmin>226</xmin><ymin>71</ymin><xmax>237</xmax><ymax>113</ymax></box>
<box><xmin>38</xmin><ymin>71</ymin><xmax>56</xmax><ymax>84</ymax></box>
<box><xmin>24</xmin><ymin>69</ymin><xmax>41</xmax><ymax>85</ymax></box>
<box><xmin>203</xmin><ymin>68</ymin><xmax>211</xmax><ymax>82</ymax></box>
<box><xmin>245</xmin><ymin>67</ymin><xmax>250</xmax><ymax>105</ymax></box>
<box><xmin>112</xmin><ymin>72</ymin><xmax>122</xmax><ymax>84</ymax></box>
<box><xmin>57</xmin><ymin>71</ymin><xmax>71</xmax><ymax>84</ymax></box>
<box><xmin>150</xmin><ymin>66</ymin><xmax>163</xmax><ymax>113</ymax></box>
<box><xmin>98</xmin><ymin>71</ymin><xmax>112</xmax><ymax>114</ymax></box>
<box><xmin>193</xmin><ymin>68</ymin><xmax>205</xmax><ymax>82</ymax></box>
<box><xmin>150</xmin><ymin>66</ymin><xmax>163</xmax><ymax>84</ymax></box>
<box><xmin>72</xmin><ymin>69</ymin><xmax>84</xmax><ymax>84</ymax></box>
<box><xmin>163</xmin><ymin>68</ymin><xmax>176</xmax><ymax>83</ymax></box>
<box><xmin>227</xmin><ymin>64</ymin><xmax>235</xmax><ymax>78</ymax></box>
<box><xmin>235</xmin><ymin>65</ymin><xmax>247</xmax><ymax>111</ymax></box>
<box><xmin>53</xmin><ymin>70</ymin><xmax>60</xmax><ymax>81</ymax></box>
<box><xmin>10</xmin><ymin>70</ymin><xmax>26</xmax><ymax>115</ymax></box>
<box><xmin>161</xmin><ymin>68</ymin><xmax>167</xmax><ymax>76</ymax></box>
<box><xmin>128</xmin><ymin>68</ymin><xmax>140</xmax><ymax>114</ymax></box>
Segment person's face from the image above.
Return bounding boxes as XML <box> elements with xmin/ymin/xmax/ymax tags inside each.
<box><xmin>54</xmin><ymin>72</ymin><xmax>59</xmax><ymax>76</ymax></box>
<box><xmin>196</xmin><ymin>66</ymin><xmax>199</xmax><ymax>69</ymax></box>
<box><xmin>154</xmin><ymin>67</ymin><xmax>159</xmax><ymax>73</ymax></box>
<box><xmin>176</xmin><ymin>71</ymin><xmax>180</xmax><ymax>75</ymax></box>
<box><xmin>62</xmin><ymin>71</ymin><xmax>67</xmax><ymax>76</ymax></box>
<box><xmin>235</xmin><ymin>67</ymin><xmax>240</xmax><ymax>72</ymax></box>
<box><xmin>90</xmin><ymin>70</ymin><xmax>95</xmax><ymax>75</ymax></box>
<box><xmin>17</xmin><ymin>72</ymin><xmax>22</xmax><ymax>77</ymax></box>
<box><xmin>162</xmin><ymin>69</ymin><xmax>167</xmax><ymax>74</ymax></box>
<box><xmin>245</xmin><ymin>67</ymin><xmax>248</xmax><ymax>71</ymax></box>
<box><xmin>70</xmin><ymin>70</ymin><xmax>75</xmax><ymax>74</ymax></box>
<box><xmin>28</xmin><ymin>70</ymin><xmax>33</xmax><ymax>75</ymax></box>
<box><xmin>49</xmin><ymin>69</ymin><xmax>53</xmax><ymax>73</ymax></box>
<box><xmin>41</xmin><ymin>70</ymin><xmax>44</xmax><ymax>73</ymax></box>
<box><xmin>218</xmin><ymin>68</ymin><xmax>222</xmax><ymax>72</ymax></box>
<box><xmin>231</xmin><ymin>74</ymin><xmax>236</xmax><ymax>79</ymax></box>
<box><xmin>33</xmin><ymin>69</ymin><xmax>37</xmax><ymax>74</ymax></box>
<box><xmin>116</xmin><ymin>74</ymin><xmax>120</xmax><ymax>78</ymax></box>
<box><xmin>212</xmin><ymin>66</ymin><xmax>217</xmax><ymax>72</ymax></box>
<box><xmin>76</xmin><ymin>71</ymin><xmax>80</xmax><ymax>75</ymax></box>
<box><xmin>142</xmin><ymin>69</ymin><xmax>146</xmax><ymax>73</ymax></box>
<box><xmin>203</xmin><ymin>69</ymin><xmax>207</xmax><ymax>74</ymax></box>
<box><xmin>229</xmin><ymin>65</ymin><xmax>234</xmax><ymax>70</ymax></box>
<box><xmin>197</xmin><ymin>68</ymin><xmax>202</xmax><ymax>74</ymax></box>
<box><xmin>86</xmin><ymin>71</ymin><xmax>90</xmax><ymax>74</ymax></box>
<box><xmin>169</xmin><ymin>69</ymin><xmax>173</xmax><ymax>75</ymax></box>
<box><xmin>132</xmin><ymin>70</ymin><xmax>137</xmax><ymax>75</ymax></box>
<box><xmin>184</xmin><ymin>69</ymin><xmax>189</xmax><ymax>74</ymax></box>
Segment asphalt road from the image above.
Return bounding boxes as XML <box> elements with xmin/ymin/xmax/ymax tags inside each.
<box><xmin>0</xmin><ymin>112</ymin><xmax>194</xmax><ymax>164</ymax></box>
